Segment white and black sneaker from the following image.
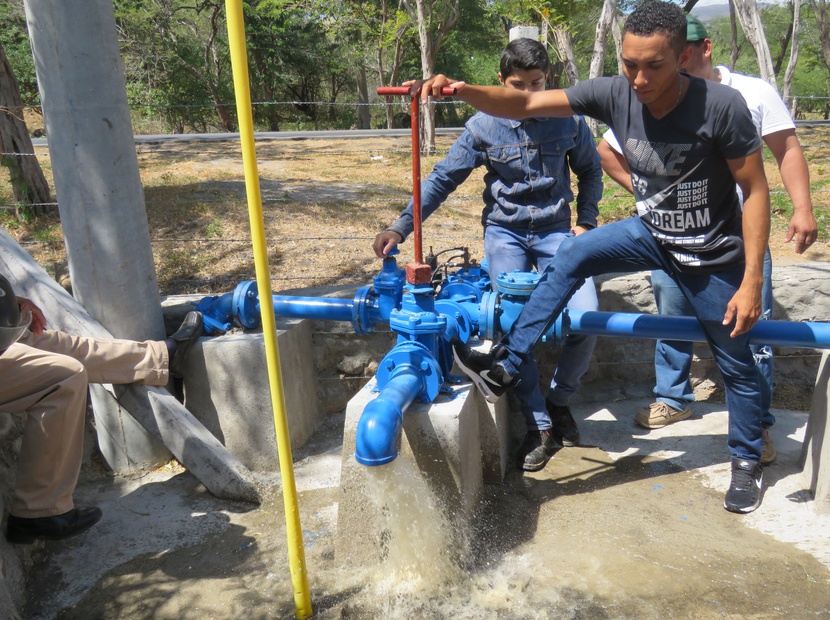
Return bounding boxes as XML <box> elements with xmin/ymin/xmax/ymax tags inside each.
<box><xmin>451</xmin><ymin>340</ymin><xmax>519</xmax><ymax>403</ymax></box>
<box><xmin>723</xmin><ymin>457</ymin><xmax>763</xmax><ymax>513</ymax></box>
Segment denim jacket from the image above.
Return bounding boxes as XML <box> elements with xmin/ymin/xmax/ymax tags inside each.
<box><xmin>387</xmin><ymin>112</ymin><xmax>603</xmax><ymax>241</ymax></box>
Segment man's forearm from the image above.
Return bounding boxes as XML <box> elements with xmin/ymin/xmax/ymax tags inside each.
<box><xmin>597</xmin><ymin>138</ymin><xmax>634</xmax><ymax>193</ymax></box>
<box><xmin>741</xmin><ymin>193</ymin><xmax>771</xmax><ymax>287</ymax></box>
<box><xmin>778</xmin><ymin>143</ymin><xmax>813</xmax><ymax>214</ymax></box>
<box><xmin>455</xmin><ymin>84</ymin><xmax>573</xmax><ymax>120</ymax></box>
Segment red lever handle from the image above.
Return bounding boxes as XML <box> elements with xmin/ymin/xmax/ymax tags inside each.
<box><xmin>376</xmin><ymin>84</ymin><xmax>456</xmax><ymax>284</ymax></box>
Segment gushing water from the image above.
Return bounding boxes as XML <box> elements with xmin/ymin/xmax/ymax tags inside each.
<box><xmin>363</xmin><ymin>457</ymin><xmax>465</xmax><ymax>590</ymax></box>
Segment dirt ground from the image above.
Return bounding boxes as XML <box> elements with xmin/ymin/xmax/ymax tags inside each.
<box><xmin>5</xmin><ymin>129</ymin><xmax>830</xmax><ymax>297</ymax></box>
<box><xmin>23</xmin><ymin>401</ymin><xmax>830</xmax><ymax>619</ymax></box>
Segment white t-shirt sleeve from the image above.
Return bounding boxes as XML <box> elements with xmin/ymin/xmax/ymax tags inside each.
<box><xmin>603</xmin><ymin>128</ymin><xmax>622</xmax><ymax>153</ymax></box>
<box><xmin>717</xmin><ymin>66</ymin><xmax>795</xmax><ymax>137</ymax></box>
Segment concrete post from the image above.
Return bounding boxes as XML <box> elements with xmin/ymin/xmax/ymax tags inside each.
<box><xmin>509</xmin><ymin>26</ymin><xmax>540</xmax><ymax>41</ymax></box>
<box><xmin>22</xmin><ymin>0</ymin><xmax>168</xmax><ymax>467</ymax></box>
<box><xmin>801</xmin><ymin>350</ymin><xmax>830</xmax><ymax>513</ymax></box>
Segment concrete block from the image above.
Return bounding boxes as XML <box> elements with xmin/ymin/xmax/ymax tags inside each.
<box><xmin>479</xmin><ymin>394</ymin><xmax>510</xmax><ymax>483</ymax></box>
<box><xmin>336</xmin><ymin>377</ymin><xmax>484</xmax><ymax>568</ymax></box>
<box><xmin>801</xmin><ymin>350</ymin><xmax>830</xmax><ymax>513</ymax></box>
<box><xmin>182</xmin><ymin>320</ymin><xmax>323</xmax><ymax>472</ymax></box>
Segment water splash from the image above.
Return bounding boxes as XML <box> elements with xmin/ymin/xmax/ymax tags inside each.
<box><xmin>364</xmin><ymin>457</ymin><xmax>465</xmax><ymax>590</ymax></box>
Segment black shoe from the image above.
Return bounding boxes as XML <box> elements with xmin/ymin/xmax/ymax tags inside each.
<box><xmin>6</xmin><ymin>506</ymin><xmax>102</xmax><ymax>544</ymax></box>
<box><xmin>169</xmin><ymin>311</ymin><xmax>204</xmax><ymax>378</ymax></box>
<box><xmin>518</xmin><ymin>429</ymin><xmax>559</xmax><ymax>472</ymax></box>
<box><xmin>724</xmin><ymin>457</ymin><xmax>763</xmax><ymax>514</ymax></box>
<box><xmin>451</xmin><ymin>340</ymin><xmax>519</xmax><ymax>403</ymax></box>
<box><xmin>546</xmin><ymin>399</ymin><xmax>580</xmax><ymax>447</ymax></box>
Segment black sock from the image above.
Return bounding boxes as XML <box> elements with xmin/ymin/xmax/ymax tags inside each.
<box><xmin>165</xmin><ymin>338</ymin><xmax>177</xmax><ymax>360</ymax></box>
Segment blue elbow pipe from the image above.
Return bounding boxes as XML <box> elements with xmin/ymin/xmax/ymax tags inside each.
<box><xmin>355</xmin><ymin>370</ymin><xmax>423</xmax><ymax>466</ymax></box>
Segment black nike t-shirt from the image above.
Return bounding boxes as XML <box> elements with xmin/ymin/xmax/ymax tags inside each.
<box><xmin>566</xmin><ymin>75</ymin><xmax>761</xmax><ymax>272</ymax></box>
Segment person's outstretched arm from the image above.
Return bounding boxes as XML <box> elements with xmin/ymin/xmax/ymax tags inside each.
<box><xmin>410</xmin><ymin>75</ymin><xmax>574</xmax><ymax>120</ymax></box>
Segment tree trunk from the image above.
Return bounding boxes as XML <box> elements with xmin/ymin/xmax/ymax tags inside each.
<box><xmin>383</xmin><ymin>24</ymin><xmax>408</xmax><ymax>129</ymax></box>
<box><xmin>0</xmin><ymin>41</ymin><xmax>53</xmax><ymax>218</ymax></box>
<box><xmin>208</xmin><ymin>6</ymin><xmax>234</xmax><ymax>131</ymax></box>
<box><xmin>729</xmin><ymin>0</ymin><xmax>741</xmax><ymax>68</ymax></box>
<box><xmin>356</xmin><ymin>64</ymin><xmax>371</xmax><ymax>129</ymax></box>
<box><xmin>809</xmin><ymin>0</ymin><xmax>830</xmax><ymax>119</ymax></box>
<box><xmin>553</xmin><ymin>25</ymin><xmax>580</xmax><ymax>87</ymax></box>
<box><xmin>589</xmin><ymin>0</ymin><xmax>617</xmax><ymax>79</ymax></box>
<box><xmin>783</xmin><ymin>0</ymin><xmax>801</xmax><ymax>112</ymax></box>
<box><xmin>611</xmin><ymin>12</ymin><xmax>623</xmax><ymax>75</ymax></box>
<box><xmin>587</xmin><ymin>0</ymin><xmax>618</xmax><ymax>135</ymax></box>
<box><xmin>404</xmin><ymin>0</ymin><xmax>459</xmax><ymax>154</ymax></box>
<box><xmin>772</xmin><ymin>6</ymin><xmax>794</xmax><ymax>75</ymax></box>
<box><xmin>808</xmin><ymin>0</ymin><xmax>830</xmax><ymax>86</ymax></box>
<box><xmin>414</xmin><ymin>0</ymin><xmax>436</xmax><ymax>153</ymax></box>
<box><xmin>731</xmin><ymin>0</ymin><xmax>777</xmax><ymax>86</ymax></box>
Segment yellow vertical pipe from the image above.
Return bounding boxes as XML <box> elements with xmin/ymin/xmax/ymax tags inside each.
<box><xmin>224</xmin><ymin>2</ymin><xmax>313</xmax><ymax>618</ymax></box>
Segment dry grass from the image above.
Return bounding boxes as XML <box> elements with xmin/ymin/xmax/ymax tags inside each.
<box><xmin>2</xmin><ymin>130</ymin><xmax>830</xmax><ymax>295</ymax></box>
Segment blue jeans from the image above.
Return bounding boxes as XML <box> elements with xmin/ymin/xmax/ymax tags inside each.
<box><xmin>650</xmin><ymin>249</ymin><xmax>775</xmax><ymax>428</ymax></box>
<box><xmin>498</xmin><ymin>217</ymin><xmax>764</xmax><ymax>461</ymax></box>
<box><xmin>485</xmin><ymin>226</ymin><xmax>598</xmax><ymax>431</ymax></box>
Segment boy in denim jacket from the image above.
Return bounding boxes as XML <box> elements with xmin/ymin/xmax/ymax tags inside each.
<box><xmin>373</xmin><ymin>38</ymin><xmax>603</xmax><ymax>472</ymax></box>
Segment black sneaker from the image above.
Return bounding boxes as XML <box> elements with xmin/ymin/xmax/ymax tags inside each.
<box><xmin>518</xmin><ymin>429</ymin><xmax>559</xmax><ymax>472</ymax></box>
<box><xmin>724</xmin><ymin>457</ymin><xmax>763</xmax><ymax>514</ymax></box>
<box><xmin>451</xmin><ymin>340</ymin><xmax>519</xmax><ymax>403</ymax></box>
<box><xmin>546</xmin><ymin>399</ymin><xmax>580</xmax><ymax>447</ymax></box>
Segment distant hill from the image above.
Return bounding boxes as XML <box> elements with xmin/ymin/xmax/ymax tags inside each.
<box><xmin>691</xmin><ymin>2</ymin><xmax>778</xmax><ymax>23</ymax></box>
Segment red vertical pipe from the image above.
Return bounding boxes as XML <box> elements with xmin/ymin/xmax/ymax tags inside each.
<box><xmin>410</xmin><ymin>95</ymin><xmax>423</xmax><ymax>265</ymax></box>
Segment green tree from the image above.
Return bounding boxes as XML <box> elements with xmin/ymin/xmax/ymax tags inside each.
<box><xmin>0</xmin><ymin>3</ymin><xmax>52</xmax><ymax>218</ymax></box>
<box><xmin>115</xmin><ymin>0</ymin><xmax>236</xmax><ymax>132</ymax></box>
<box><xmin>247</xmin><ymin>0</ymin><xmax>355</xmax><ymax>130</ymax></box>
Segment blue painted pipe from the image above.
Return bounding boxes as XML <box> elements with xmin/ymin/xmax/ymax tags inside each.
<box><xmin>354</xmin><ymin>370</ymin><xmax>423</xmax><ymax>466</ymax></box>
<box><xmin>567</xmin><ymin>310</ymin><xmax>830</xmax><ymax>349</ymax></box>
<box><xmin>268</xmin><ymin>295</ymin><xmax>354</xmax><ymax>322</ymax></box>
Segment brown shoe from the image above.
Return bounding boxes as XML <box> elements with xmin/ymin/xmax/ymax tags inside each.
<box><xmin>635</xmin><ymin>401</ymin><xmax>691</xmax><ymax>429</ymax></box>
<box><xmin>761</xmin><ymin>427</ymin><xmax>777</xmax><ymax>465</ymax></box>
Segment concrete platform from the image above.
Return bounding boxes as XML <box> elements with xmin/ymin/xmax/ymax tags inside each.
<box><xmin>181</xmin><ymin>320</ymin><xmax>323</xmax><ymax>472</ymax></box>
<box><xmin>802</xmin><ymin>349</ymin><xmax>830</xmax><ymax>512</ymax></box>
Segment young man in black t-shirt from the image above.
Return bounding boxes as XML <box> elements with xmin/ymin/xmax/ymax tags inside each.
<box><xmin>414</xmin><ymin>1</ymin><xmax>771</xmax><ymax>513</ymax></box>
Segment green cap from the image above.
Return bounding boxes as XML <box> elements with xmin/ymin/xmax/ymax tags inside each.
<box><xmin>686</xmin><ymin>14</ymin><xmax>709</xmax><ymax>42</ymax></box>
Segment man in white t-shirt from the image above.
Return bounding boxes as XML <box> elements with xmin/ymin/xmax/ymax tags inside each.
<box><xmin>597</xmin><ymin>14</ymin><xmax>817</xmax><ymax>462</ymax></box>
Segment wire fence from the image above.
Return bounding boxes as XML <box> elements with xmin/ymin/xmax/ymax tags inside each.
<box><xmin>2</xmin><ymin>106</ymin><xmax>830</xmax><ymax>291</ymax></box>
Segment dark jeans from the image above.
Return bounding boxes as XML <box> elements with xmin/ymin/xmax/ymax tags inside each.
<box><xmin>499</xmin><ymin>216</ymin><xmax>763</xmax><ymax>461</ymax></box>
<box><xmin>485</xmin><ymin>226</ymin><xmax>598</xmax><ymax>429</ymax></box>
<box><xmin>649</xmin><ymin>249</ymin><xmax>775</xmax><ymax>428</ymax></box>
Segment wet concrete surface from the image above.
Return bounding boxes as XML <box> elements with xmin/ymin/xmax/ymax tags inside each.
<box><xmin>23</xmin><ymin>398</ymin><xmax>830</xmax><ymax>619</ymax></box>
